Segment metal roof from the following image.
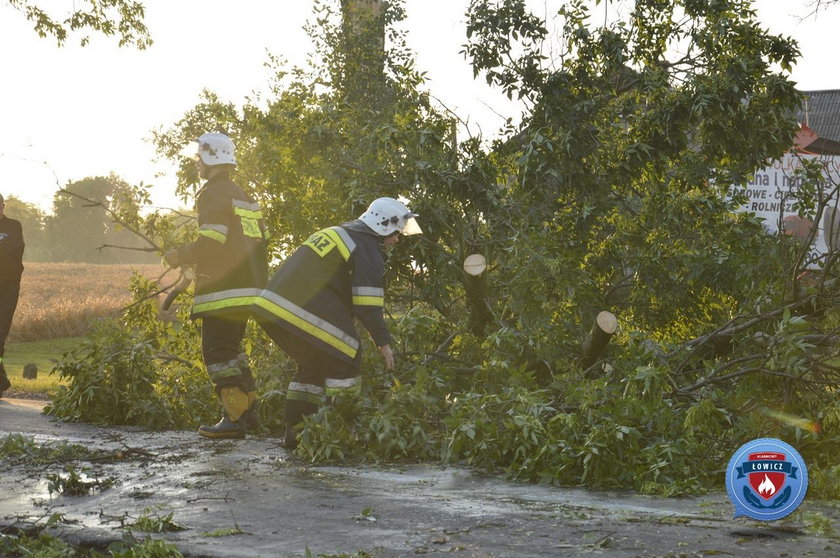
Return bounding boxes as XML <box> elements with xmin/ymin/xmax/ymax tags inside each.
<box><xmin>798</xmin><ymin>90</ymin><xmax>840</xmax><ymax>143</ymax></box>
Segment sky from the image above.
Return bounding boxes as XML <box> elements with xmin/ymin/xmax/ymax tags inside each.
<box><xmin>1</xmin><ymin>0</ymin><xmax>838</xmax><ymax>213</ymax></box>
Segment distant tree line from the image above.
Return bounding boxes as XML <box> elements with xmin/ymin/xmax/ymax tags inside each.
<box><xmin>4</xmin><ymin>174</ymin><xmax>160</xmax><ymax>264</ymax></box>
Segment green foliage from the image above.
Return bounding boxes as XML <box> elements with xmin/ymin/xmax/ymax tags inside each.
<box><xmin>297</xmin><ymin>367</ymin><xmax>443</xmax><ymax>463</ymax></box>
<box><xmin>0</xmin><ymin>531</ymin><xmax>78</xmax><ymax>558</ymax></box>
<box><xmin>0</xmin><ymin>433</ymin><xmax>36</xmax><ymax>457</ymax></box>
<box><xmin>46</xmin><ymin>274</ymin><xmax>214</xmax><ymax>429</ymax></box>
<box><xmin>2</xmin><ymin>195</ymin><xmax>49</xmax><ymax>261</ymax></box>
<box><xmin>49</xmin><ymin>0</ymin><xmax>840</xmax><ymax>499</ymax></box>
<box><xmin>0</xmin><ymin>527</ymin><xmax>184</xmax><ymax>557</ymax></box>
<box><xmin>46</xmin><ymin>465</ymin><xmax>108</xmax><ymax>497</ymax></box>
<box><xmin>796</xmin><ymin>510</ymin><xmax>840</xmax><ymax>538</ymax></box>
<box><xmin>3</xmin><ymin>179</ymin><xmax>161</xmax><ymax>264</ymax></box>
<box><xmin>128</xmin><ymin>508</ymin><xmax>188</xmax><ymax>534</ymax></box>
<box><xmin>8</xmin><ymin>0</ymin><xmax>152</xmax><ymax>49</ymax></box>
<box><xmin>0</xmin><ymin>433</ymin><xmax>108</xmax><ymax>465</ymax></box>
<box><xmin>352</xmin><ymin>507</ymin><xmax>377</xmax><ymax>523</ymax></box>
<box><xmin>107</xmin><ymin>538</ymin><xmax>184</xmax><ymax>558</ymax></box>
<box><xmin>46</xmin><ymin>325</ymin><xmax>168</xmax><ymax>425</ymax></box>
<box><xmin>442</xmin><ymin>363</ymin><xmax>714</xmax><ymax>494</ymax></box>
<box><xmin>201</xmin><ymin>526</ymin><xmax>245</xmax><ymax>538</ymax></box>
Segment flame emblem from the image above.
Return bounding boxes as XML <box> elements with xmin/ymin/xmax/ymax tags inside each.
<box><xmin>757</xmin><ymin>474</ymin><xmax>777</xmax><ymax>497</ymax></box>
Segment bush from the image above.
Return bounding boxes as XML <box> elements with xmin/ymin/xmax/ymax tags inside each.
<box><xmin>45</xmin><ymin>274</ymin><xmax>212</xmax><ymax>430</ymax></box>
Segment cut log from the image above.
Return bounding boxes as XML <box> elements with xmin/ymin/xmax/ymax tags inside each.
<box><xmin>581</xmin><ymin>311</ymin><xmax>618</xmax><ymax>369</ymax></box>
<box><xmin>463</xmin><ymin>267</ymin><xmax>492</xmax><ymax>336</ymax></box>
<box><xmin>463</xmin><ymin>253</ymin><xmax>487</xmax><ymax>276</ymax></box>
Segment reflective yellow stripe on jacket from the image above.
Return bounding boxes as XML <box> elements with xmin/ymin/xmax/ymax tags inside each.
<box><xmin>253</xmin><ymin>289</ymin><xmax>360</xmax><ymax>359</ymax></box>
<box><xmin>198</xmin><ymin>223</ymin><xmax>228</xmax><ymax>244</ymax></box>
<box><xmin>303</xmin><ymin>226</ymin><xmax>355</xmax><ymax>261</ymax></box>
<box><xmin>193</xmin><ymin>288</ymin><xmax>263</xmax><ymax>315</ymax></box>
<box><xmin>233</xmin><ymin>200</ymin><xmax>266</xmax><ymax>239</ymax></box>
<box><xmin>352</xmin><ymin>286</ymin><xmax>384</xmax><ymax>307</ymax></box>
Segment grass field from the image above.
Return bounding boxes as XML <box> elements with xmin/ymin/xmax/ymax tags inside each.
<box><xmin>3</xmin><ymin>338</ymin><xmax>81</xmax><ymax>398</ymax></box>
<box><xmin>3</xmin><ymin>262</ymin><xmax>167</xmax><ymax>398</ymax></box>
<box><xmin>10</xmin><ymin>262</ymin><xmax>166</xmax><ymax>342</ymax></box>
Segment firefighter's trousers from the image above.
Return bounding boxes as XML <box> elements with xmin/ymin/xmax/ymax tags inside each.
<box><xmin>0</xmin><ymin>275</ymin><xmax>21</xmax><ymax>388</ymax></box>
<box><xmin>257</xmin><ymin>320</ymin><xmax>361</xmax><ymax>443</ymax></box>
<box><xmin>201</xmin><ymin>316</ymin><xmax>256</xmax><ymax>392</ymax></box>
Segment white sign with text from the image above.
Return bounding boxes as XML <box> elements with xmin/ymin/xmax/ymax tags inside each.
<box><xmin>727</xmin><ymin>153</ymin><xmax>840</xmax><ymax>267</ymax></box>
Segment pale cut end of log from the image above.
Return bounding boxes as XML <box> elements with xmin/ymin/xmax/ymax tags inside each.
<box><xmin>582</xmin><ymin>311</ymin><xmax>618</xmax><ymax>370</ymax></box>
<box><xmin>463</xmin><ymin>253</ymin><xmax>487</xmax><ymax>276</ymax></box>
<box><xmin>596</xmin><ymin>311</ymin><xmax>618</xmax><ymax>335</ymax></box>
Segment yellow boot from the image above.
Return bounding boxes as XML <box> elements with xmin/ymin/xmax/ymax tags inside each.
<box><xmin>198</xmin><ymin>386</ymin><xmax>249</xmax><ymax>439</ymax></box>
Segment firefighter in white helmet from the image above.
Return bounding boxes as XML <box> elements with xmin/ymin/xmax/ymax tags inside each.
<box><xmin>165</xmin><ymin>132</ymin><xmax>268</xmax><ymax>440</ymax></box>
<box><xmin>251</xmin><ymin>197</ymin><xmax>421</xmax><ymax>449</ymax></box>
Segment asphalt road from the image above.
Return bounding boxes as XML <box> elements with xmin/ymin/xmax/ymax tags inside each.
<box><xmin>1</xmin><ymin>397</ymin><xmax>838</xmax><ymax>557</ymax></box>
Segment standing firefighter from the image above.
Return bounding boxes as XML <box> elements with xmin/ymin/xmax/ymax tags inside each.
<box><xmin>252</xmin><ymin>197</ymin><xmax>422</xmax><ymax>449</ymax></box>
<box><xmin>0</xmin><ymin>193</ymin><xmax>24</xmax><ymax>398</ymax></box>
<box><xmin>165</xmin><ymin>133</ymin><xmax>268</xmax><ymax>439</ymax></box>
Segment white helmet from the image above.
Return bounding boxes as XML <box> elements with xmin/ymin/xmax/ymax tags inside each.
<box><xmin>195</xmin><ymin>132</ymin><xmax>237</xmax><ymax>166</ymax></box>
<box><xmin>359</xmin><ymin>197</ymin><xmax>423</xmax><ymax>236</ymax></box>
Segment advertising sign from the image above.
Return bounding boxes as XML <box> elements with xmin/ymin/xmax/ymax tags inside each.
<box><xmin>727</xmin><ymin>153</ymin><xmax>840</xmax><ymax>267</ymax></box>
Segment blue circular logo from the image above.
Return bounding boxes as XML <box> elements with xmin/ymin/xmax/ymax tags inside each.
<box><xmin>725</xmin><ymin>438</ymin><xmax>808</xmax><ymax>521</ymax></box>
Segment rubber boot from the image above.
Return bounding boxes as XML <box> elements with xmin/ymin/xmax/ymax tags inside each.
<box><xmin>199</xmin><ymin>386</ymin><xmax>249</xmax><ymax>440</ymax></box>
<box><xmin>236</xmin><ymin>361</ymin><xmax>260</xmax><ymax>432</ymax></box>
<box><xmin>199</xmin><ymin>414</ymin><xmax>247</xmax><ymax>440</ymax></box>
<box><xmin>245</xmin><ymin>391</ymin><xmax>260</xmax><ymax>432</ymax></box>
<box><xmin>283</xmin><ymin>399</ymin><xmax>318</xmax><ymax>449</ymax></box>
<box><xmin>284</xmin><ymin>425</ymin><xmax>298</xmax><ymax>450</ymax></box>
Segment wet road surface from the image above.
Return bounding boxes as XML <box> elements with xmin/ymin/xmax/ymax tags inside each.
<box><xmin>1</xmin><ymin>397</ymin><xmax>838</xmax><ymax>557</ymax></box>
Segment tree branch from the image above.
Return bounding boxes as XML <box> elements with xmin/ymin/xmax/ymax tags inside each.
<box><xmin>671</xmin><ymin>295</ymin><xmax>820</xmax><ymax>373</ymax></box>
<box><xmin>680</xmin><ymin>367</ymin><xmax>800</xmax><ymax>393</ymax></box>
<box><xmin>152</xmin><ymin>352</ymin><xmax>201</xmax><ymax>370</ymax></box>
<box><xmin>58</xmin><ymin>188</ymin><xmax>162</xmax><ymax>253</ymax></box>
<box><xmin>96</xmin><ymin>243</ymin><xmax>158</xmax><ymax>253</ymax></box>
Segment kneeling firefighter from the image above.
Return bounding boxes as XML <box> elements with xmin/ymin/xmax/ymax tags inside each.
<box><xmin>165</xmin><ymin>132</ymin><xmax>268</xmax><ymax>439</ymax></box>
<box><xmin>251</xmin><ymin>197</ymin><xmax>422</xmax><ymax>449</ymax></box>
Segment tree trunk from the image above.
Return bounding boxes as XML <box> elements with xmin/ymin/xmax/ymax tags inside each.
<box><xmin>340</xmin><ymin>0</ymin><xmax>386</xmax><ymax>106</ymax></box>
<box><xmin>464</xmin><ymin>271</ymin><xmax>492</xmax><ymax>337</ymax></box>
<box><xmin>581</xmin><ymin>311</ymin><xmax>618</xmax><ymax>369</ymax></box>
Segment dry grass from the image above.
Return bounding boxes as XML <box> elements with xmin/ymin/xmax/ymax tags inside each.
<box><xmin>10</xmin><ymin>262</ymin><xmax>167</xmax><ymax>342</ymax></box>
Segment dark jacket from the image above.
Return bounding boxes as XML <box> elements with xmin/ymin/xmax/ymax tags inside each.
<box><xmin>0</xmin><ymin>216</ymin><xmax>24</xmax><ymax>279</ymax></box>
<box><xmin>176</xmin><ymin>174</ymin><xmax>267</xmax><ymax>319</ymax></box>
<box><xmin>252</xmin><ymin>220</ymin><xmax>391</xmax><ymax>365</ymax></box>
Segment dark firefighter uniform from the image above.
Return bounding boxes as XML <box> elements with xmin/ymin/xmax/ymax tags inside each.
<box><xmin>0</xmin><ymin>212</ymin><xmax>24</xmax><ymax>397</ymax></box>
<box><xmin>252</xmin><ymin>220</ymin><xmax>391</xmax><ymax>447</ymax></box>
<box><xmin>173</xmin><ymin>173</ymin><xmax>268</xmax><ymax>430</ymax></box>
